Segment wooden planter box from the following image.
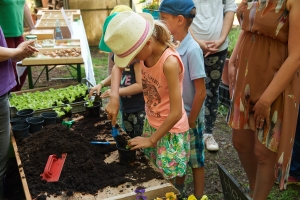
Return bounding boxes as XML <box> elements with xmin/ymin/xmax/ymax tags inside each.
<box><xmin>11</xmin><ymin>131</ymin><xmax>179</xmax><ymax>199</ymax></box>
<box><xmin>9</xmin><ymin>79</ymin><xmax>93</xmax><ymax>118</ymax></box>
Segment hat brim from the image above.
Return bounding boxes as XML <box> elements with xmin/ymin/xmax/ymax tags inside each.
<box><xmin>99</xmin><ymin>13</ymin><xmax>119</xmax><ymax>52</ymax></box>
<box><xmin>113</xmin><ymin>13</ymin><xmax>154</xmax><ymax>68</ymax></box>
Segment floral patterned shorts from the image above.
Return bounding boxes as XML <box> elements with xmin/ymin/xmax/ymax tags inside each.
<box><xmin>142</xmin><ymin>119</ymin><xmax>190</xmax><ymax>179</ymax></box>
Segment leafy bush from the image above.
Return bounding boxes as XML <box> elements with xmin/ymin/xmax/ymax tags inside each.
<box><xmin>227</xmin><ymin>27</ymin><xmax>241</xmax><ymax>58</ymax></box>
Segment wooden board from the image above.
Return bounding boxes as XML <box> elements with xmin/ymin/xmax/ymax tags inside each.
<box><xmin>22</xmin><ymin>48</ymin><xmax>83</xmax><ymax>65</ymax></box>
<box><xmin>217</xmin><ymin>163</ymin><xmax>251</xmax><ymax>200</ymax></box>
<box><xmin>11</xmin><ymin>132</ymin><xmax>179</xmax><ymax>200</ymax></box>
<box><xmin>37</xmin><ymin>9</ymin><xmax>81</xmax><ymax>20</ymax></box>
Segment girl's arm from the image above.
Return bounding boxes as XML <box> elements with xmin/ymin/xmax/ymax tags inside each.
<box><xmin>189</xmin><ymin>28</ymin><xmax>217</xmax><ymax>57</ymax></box>
<box><xmin>253</xmin><ymin>0</ymin><xmax>300</xmax><ymax>128</ymax></box>
<box><xmin>101</xmin><ymin>62</ymin><xmax>143</xmax><ymax>98</ymax></box>
<box><xmin>89</xmin><ymin>75</ymin><xmax>111</xmax><ymax>96</ymax></box>
<box><xmin>105</xmin><ymin>65</ymin><xmax>123</xmax><ymax>126</ymax></box>
<box><xmin>210</xmin><ymin>0</ymin><xmax>236</xmax><ymax>51</ymax></box>
<box><xmin>188</xmin><ymin>78</ymin><xmax>206</xmax><ymax>128</ymax></box>
<box><xmin>129</xmin><ymin>55</ymin><xmax>183</xmax><ymax>149</ymax></box>
<box><xmin>119</xmin><ymin>62</ymin><xmax>143</xmax><ymax>96</ymax></box>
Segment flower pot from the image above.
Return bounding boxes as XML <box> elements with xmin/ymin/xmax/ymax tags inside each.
<box><xmin>116</xmin><ymin>144</ymin><xmax>136</xmax><ymax>165</ymax></box>
<box><xmin>84</xmin><ymin>101</ymin><xmax>101</xmax><ymax>118</ymax></box>
<box><xmin>40</xmin><ymin>112</ymin><xmax>57</xmax><ymax>126</ymax></box>
<box><xmin>10</xmin><ymin>116</ymin><xmax>26</xmax><ymax>126</ymax></box>
<box><xmin>16</xmin><ymin>109</ymin><xmax>34</xmax><ymax>118</ymax></box>
<box><xmin>12</xmin><ymin>124</ymin><xmax>30</xmax><ymax>139</ymax></box>
<box><xmin>26</xmin><ymin>117</ymin><xmax>44</xmax><ymax>134</ymax></box>
<box><xmin>41</xmin><ymin>0</ymin><xmax>48</xmax><ymax>8</ymax></box>
<box><xmin>221</xmin><ymin>58</ymin><xmax>229</xmax><ymax>86</ymax></box>
<box><xmin>142</xmin><ymin>8</ymin><xmax>160</xmax><ymax>20</ymax></box>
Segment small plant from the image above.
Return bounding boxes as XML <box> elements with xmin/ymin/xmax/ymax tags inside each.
<box><xmin>227</xmin><ymin>27</ymin><xmax>241</xmax><ymax>58</ymax></box>
<box><xmin>53</xmin><ymin>107</ymin><xmax>65</xmax><ymax>117</ymax></box>
<box><xmin>135</xmin><ymin>186</ymin><xmax>147</xmax><ymax>200</ymax></box>
<box><xmin>64</xmin><ymin>104</ymin><xmax>72</xmax><ymax>113</ymax></box>
<box><xmin>84</xmin><ymin>95</ymin><xmax>94</xmax><ymax>107</ymax></box>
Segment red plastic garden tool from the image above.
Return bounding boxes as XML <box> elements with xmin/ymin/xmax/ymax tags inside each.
<box><xmin>41</xmin><ymin>153</ymin><xmax>67</xmax><ymax>182</ymax></box>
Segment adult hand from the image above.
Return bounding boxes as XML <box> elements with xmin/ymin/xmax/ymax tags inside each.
<box><xmin>128</xmin><ymin>136</ymin><xmax>155</xmax><ymax>150</ymax></box>
<box><xmin>105</xmin><ymin>96</ymin><xmax>119</xmax><ymax>126</ymax></box>
<box><xmin>12</xmin><ymin>40</ymin><xmax>38</xmax><ymax>62</ymax></box>
<box><xmin>101</xmin><ymin>89</ymin><xmax>111</xmax><ymax>98</ymax></box>
<box><xmin>89</xmin><ymin>84</ymin><xmax>102</xmax><ymax>97</ymax></box>
<box><xmin>188</xmin><ymin>120</ymin><xmax>196</xmax><ymax>129</ymax></box>
<box><xmin>253</xmin><ymin>98</ymin><xmax>271</xmax><ymax>129</ymax></box>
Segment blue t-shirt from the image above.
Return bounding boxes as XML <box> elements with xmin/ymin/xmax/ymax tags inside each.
<box><xmin>177</xmin><ymin>32</ymin><xmax>206</xmax><ymax>118</ymax></box>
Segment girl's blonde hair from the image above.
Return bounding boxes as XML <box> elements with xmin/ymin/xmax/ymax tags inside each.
<box><xmin>152</xmin><ymin>20</ymin><xmax>179</xmax><ymax>49</ymax></box>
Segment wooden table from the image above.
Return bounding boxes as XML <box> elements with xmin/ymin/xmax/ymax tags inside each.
<box><xmin>17</xmin><ymin>62</ymin><xmax>83</xmax><ymax>89</ymax></box>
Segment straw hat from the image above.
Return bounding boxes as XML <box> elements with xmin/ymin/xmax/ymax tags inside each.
<box><xmin>99</xmin><ymin>5</ymin><xmax>133</xmax><ymax>52</ymax></box>
<box><xmin>104</xmin><ymin>11</ymin><xmax>154</xmax><ymax>68</ymax></box>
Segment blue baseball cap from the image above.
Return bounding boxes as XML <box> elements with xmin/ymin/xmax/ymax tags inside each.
<box><xmin>158</xmin><ymin>0</ymin><xmax>196</xmax><ymax>18</ymax></box>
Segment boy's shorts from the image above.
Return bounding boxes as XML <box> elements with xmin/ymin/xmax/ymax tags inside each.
<box><xmin>188</xmin><ymin>120</ymin><xmax>205</xmax><ymax>168</ymax></box>
<box><xmin>142</xmin><ymin>118</ymin><xmax>190</xmax><ymax>179</ymax></box>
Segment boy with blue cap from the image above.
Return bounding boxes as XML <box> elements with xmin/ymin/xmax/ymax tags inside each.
<box><xmin>159</xmin><ymin>0</ymin><xmax>207</xmax><ymax>199</ymax></box>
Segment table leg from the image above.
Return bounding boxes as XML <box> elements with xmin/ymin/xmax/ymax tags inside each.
<box><xmin>77</xmin><ymin>64</ymin><xmax>82</xmax><ymax>83</ymax></box>
<box><xmin>27</xmin><ymin>66</ymin><xmax>34</xmax><ymax>89</ymax></box>
<box><xmin>45</xmin><ymin>65</ymin><xmax>49</xmax><ymax>81</ymax></box>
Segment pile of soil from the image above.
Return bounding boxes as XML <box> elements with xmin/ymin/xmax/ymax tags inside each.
<box><xmin>15</xmin><ymin>112</ymin><xmax>164</xmax><ymax>199</ymax></box>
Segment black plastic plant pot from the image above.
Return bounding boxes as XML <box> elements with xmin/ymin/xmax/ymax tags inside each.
<box><xmin>40</xmin><ymin>112</ymin><xmax>58</xmax><ymax>126</ymax></box>
<box><xmin>116</xmin><ymin>144</ymin><xmax>136</xmax><ymax>165</ymax></box>
<box><xmin>11</xmin><ymin>124</ymin><xmax>30</xmax><ymax>139</ymax></box>
<box><xmin>16</xmin><ymin>109</ymin><xmax>34</xmax><ymax>118</ymax></box>
<box><xmin>26</xmin><ymin>117</ymin><xmax>44</xmax><ymax>134</ymax></box>
<box><xmin>84</xmin><ymin>101</ymin><xmax>101</xmax><ymax>118</ymax></box>
<box><xmin>10</xmin><ymin>116</ymin><xmax>26</xmax><ymax>126</ymax></box>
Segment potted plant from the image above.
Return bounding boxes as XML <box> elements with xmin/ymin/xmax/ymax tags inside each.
<box><xmin>84</xmin><ymin>95</ymin><xmax>101</xmax><ymax>118</ymax></box>
<box><xmin>141</xmin><ymin>0</ymin><xmax>160</xmax><ymax>20</ymax></box>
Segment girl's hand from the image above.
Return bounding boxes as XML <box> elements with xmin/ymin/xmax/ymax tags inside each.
<box><xmin>105</xmin><ymin>96</ymin><xmax>120</xmax><ymax>126</ymax></box>
<box><xmin>128</xmin><ymin>136</ymin><xmax>155</xmax><ymax>150</ymax></box>
<box><xmin>197</xmin><ymin>40</ymin><xmax>218</xmax><ymax>57</ymax></box>
<box><xmin>101</xmin><ymin>89</ymin><xmax>111</xmax><ymax>98</ymax></box>
<box><xmin>253</xmin><ymin>98</ymin><xmax>271</xmax><ymax>129</ymax></box>
<box><xmin>207</xmin><ymin>39</ymin><xmax>224</xmax><ymax>53</ymax></box>
<box><xmin>89</xmin><ymin>84</ymin><xmax>102</xmax><ymax>97</ymax></box>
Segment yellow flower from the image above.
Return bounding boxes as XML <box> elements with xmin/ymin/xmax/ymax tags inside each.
<box><xmin>155</xmin><ymin>198</ymin><xmax>162</xmax><ymax>200</ymax></box>
<box><xmin>200</xmin><ymin>195</ymin><xmax>208</xmax><ymax>200</ymax></box>
<box><xmin>165</xmin><ymin>192</ymin><xmax>176</xmax><ymax>200</ymax></box>
<box><xmin>188</xmin><ymin>195</ymin><xmax>197</xmax><ymax>200</ymax></box>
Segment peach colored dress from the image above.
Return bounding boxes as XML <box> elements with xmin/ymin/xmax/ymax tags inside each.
<box><xmin>228</xmin><ymin>0</ymin><xmax>300</xmax><ymax>189</ymax></box>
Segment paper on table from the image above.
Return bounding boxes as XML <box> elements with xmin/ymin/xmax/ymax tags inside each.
<box><xmin>16</xmin><ymin>61</ymin><xmax>27</xmax><ymax>84</ymax></box>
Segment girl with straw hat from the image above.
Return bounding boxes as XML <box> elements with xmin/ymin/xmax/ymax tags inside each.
<box><xmin>103</xmin><ymin>11</ymin><xmax>190</xmax><ymax>179</ymax></box>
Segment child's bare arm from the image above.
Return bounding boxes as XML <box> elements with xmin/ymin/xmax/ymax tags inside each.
<box><xmin>105</xmin><ymin>65</ymin><xmax>122</xmax><ymax>126</ymax></box>
<box><xmin>188</xmin><ymin>78</ymin><xmax>206</xmax><ymax>128</ymax></box>
<box><xmin>129</xmin><ymin>56</ymin><xmax>183</xmax><ymax>149</ymax></box>
<box><xmin>119</xmin><ymin>62</ymin><xmax>143</xmax><ymax>96</ymax></box>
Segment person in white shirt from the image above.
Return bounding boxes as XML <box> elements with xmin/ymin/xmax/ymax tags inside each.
<box><xmin>190</xmin><ymin>0</ymin><xmax>236</xmax><ymax>151</ymax></box>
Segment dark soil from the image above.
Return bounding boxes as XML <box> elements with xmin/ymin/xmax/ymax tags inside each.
<box><xmin>8</xmin><ymin>112</ymin><xmax>164</xmax><ymax>199</ymax></box>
